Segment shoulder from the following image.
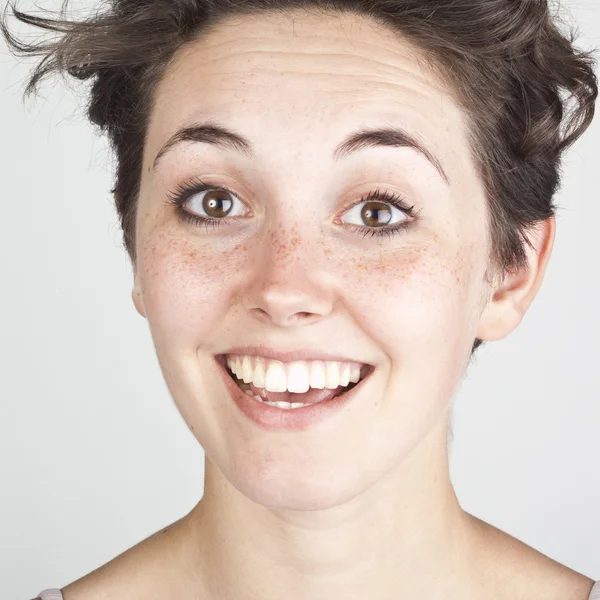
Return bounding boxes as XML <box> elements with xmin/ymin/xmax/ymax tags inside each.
<box><xmin>59</xmin><ymin>515</ymin><xmax>193</xmax><ymax>599</ymax></box>
<box><xmin>467</xmin><ymin>514</ymin><xmax>596</xmax><ymax>600</ymax></box>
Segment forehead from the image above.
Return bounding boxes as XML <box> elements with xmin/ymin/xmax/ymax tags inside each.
<box><xmin>145</xmin><ymin>10</ymin><xmax>471</xmax><ymax>182</ymax></box>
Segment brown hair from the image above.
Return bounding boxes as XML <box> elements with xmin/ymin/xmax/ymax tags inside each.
<box><xmin>1</xmin><ymin>0</ymin><xmax>597</xmax><ymax>356</ymax></box>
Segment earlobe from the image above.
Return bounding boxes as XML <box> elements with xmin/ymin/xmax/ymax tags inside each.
<box><xmin>132</xmin><ymin>279</ymin><xmax>146</xmax><ymax>319</ymax></box>
<box><xmin>476</xmin><ymin>217</ymin><xmax>556</xmax><ymax>342</ymax></box>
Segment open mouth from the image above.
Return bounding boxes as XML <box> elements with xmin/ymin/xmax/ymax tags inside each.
<box><xmin>216</xmin><ymin>354</ymin><xmax>374</xmax><ymax>406</ymax></box>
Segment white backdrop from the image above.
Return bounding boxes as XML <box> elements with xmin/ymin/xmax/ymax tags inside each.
<box><xmin>1</xmin><ymin>0</ymin><xmax>598</xmax><ymax>596</ymax></box>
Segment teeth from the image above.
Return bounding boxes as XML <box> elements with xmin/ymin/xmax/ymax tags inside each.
<box><xmin>310</xmin><ymin>361</ymin><xmax>326</xmax><ymax>389</ymax></box>
<box><xmin>253</xmin><ymin>358</ymin><xmax>267</xmax><ymax>388</ymax></box>
<box><xmin>265</xmin><ymin>360</ymin><xmax>288</xmax><ymax>392</ymax></box>
<box><xmin>243</xmin><ymin>388</ymin><xmax>309</xmax><ymax>409</ymax></box>
<box><xmin>227</xmin><ymin>355</ymin><xmax>363</xmax><ymax>393</ymax></box>
<box><xmin>288</xmin><ymin>362</ymin><xmax>310</xmax><ymax>393</ymax></box>
<box><xmin>340</xmin><ymin>363</ymin><xmax>351</xmax><ymax>386</ymax></box>
<box><xmin>242</xmin><ymin>356</ymin><xmax>254</xmax><ymax>384</ymax></box>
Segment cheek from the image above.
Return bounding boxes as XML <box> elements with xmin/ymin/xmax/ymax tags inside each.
<box><xmin>138</xmin><ymin>222</ymin><xmax>482</xmax><ymax>363</ymax></box>
<box><xmin>354</xmin><ymin>241</ymin><xmax>482</xmax><ymax>433</ymax></box>
<box><xmin>137</xmin><ymin>228</ymin><xmax>244</xmax><ymax>344</ymax></box>
<box><xmin>345</xmin><ymin>238</ymin><xmax>478</xmax><ymax>353</ymax></box>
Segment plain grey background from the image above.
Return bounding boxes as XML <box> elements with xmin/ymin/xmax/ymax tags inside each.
<box><xmin>1</xmin><ymin>0</ymin><xmax>598</xmax><ymax>596</ymax></box>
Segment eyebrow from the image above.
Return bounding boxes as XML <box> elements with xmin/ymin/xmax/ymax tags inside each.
<box><xmin>152</xmin><ymin>120</ymin><xmax>450</xmax><ymax>185</ymax></box>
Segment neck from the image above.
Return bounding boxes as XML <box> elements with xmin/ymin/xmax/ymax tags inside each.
<box><xmin>185</xmin><ymin>417</ymin><xmax>479</xmax><ymax>600</ymax></box>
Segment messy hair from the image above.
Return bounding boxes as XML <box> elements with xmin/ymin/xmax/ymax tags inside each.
<box><xmin>1</xmin><ymin>0</ymin><xmax>597</xmax><ymax>356</ymax></box>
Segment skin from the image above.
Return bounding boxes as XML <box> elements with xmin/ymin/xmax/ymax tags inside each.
<box><xmin>60</xmin><ymin>9</ymin><xmax>594</xmax><ymax>600</ymax></box>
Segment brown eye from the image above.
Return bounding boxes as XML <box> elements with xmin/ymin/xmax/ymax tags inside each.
<box><xmin>359</xmin><ymin>201</ymin><xmax>393</xmax><ymax>227</ymax></box>
<box><xmin>189</xmin><ymin>189</ymin><xmax>235</xmax><ymax>218</ymax></box>
<box><xmin>341</xmin><ymin>199</ymin><xmax>407</xmax><ymax>229</ymax></box>
<box><xmin>167</xmin><ymin>181</ymin><xmax>418</xmax><ymax>240</ymax></box>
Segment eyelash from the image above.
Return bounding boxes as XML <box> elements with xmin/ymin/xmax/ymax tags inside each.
<box><xmin>164</xmin><ymin>177</ymin><xmax>422</xmax><ymax>240</ymax></box>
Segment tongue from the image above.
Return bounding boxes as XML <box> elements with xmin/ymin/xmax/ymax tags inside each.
<box><xmin>248</xmin><ymin>382</ymin><xmax>347</xmax><ymax>405</ymax></box>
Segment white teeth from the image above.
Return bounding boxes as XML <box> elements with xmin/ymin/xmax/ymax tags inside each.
<box><xmin>265</xmin><ymin>361</ymin><xmax>288</xmax><ymax>392</ymax></box>
<box><xmin>253</xmin><ymin>359</ymin><xmax>266</xmax><ymax>388</ymax></box>
<box><xmin>242</xmin><ymin>356</ymin><xmax>254</xmax><ymax>384</ymax></box>
<box><xmin>309</xmin><ymin>361</ymin><xmax>326</xmax><ymax>389</ymax></box>
<box><xmin>340</xmin><ymin>363</ymin><xmax>351</xmax><ymax>386</ymax></box>
<box><xmin>287</xmin><ymin>362</ymin><xmax>310</xmax><ymax>394</ymax></box>
<box><xmin>226</xmin><ymin>355</ymin><xmax>364</xmax><ymax>393</ymax></box>
<box><xmin>325</xmin><ymin>361</ymin><xmax>338</xmax><ymax>389</ymax></box>
<box><xmin>243</xmin><ymin>388</ymin><xmax>308</xmax><ymax>409</ymax></box>
<box><xmin>268</xmin><ymin>401</ymin><xmax>308</xmax><ymax>409</ymax></box>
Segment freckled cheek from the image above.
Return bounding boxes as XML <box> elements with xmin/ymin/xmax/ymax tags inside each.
<box><xmin>137</xmin><ymin>235</ymin><xmax>248</xmax><ymax>335</ymax></box>
<box><xmin>136</xmin><ymin>227</ymin><xmax>475</xmax><ymax>354</ymax></box>
<box><xmin>344</xmin><ymin>246</ymin><xmax>473</xmax><ymax>353</ymax></box>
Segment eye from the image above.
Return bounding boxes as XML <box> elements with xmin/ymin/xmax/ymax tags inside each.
<box><xmin>341</xmin><ymin>191</ymin><xmax>410</xmax><ymax>229</ymax></box>
<box><xmin>164</xmin><ymin>179</ymin><xmax>250</xmax><ymax>233</ymax></box>
<box><xmin>183</xmin><ymin>187</ymin><xmax>248</xmax><ymax>219</ymax></box>
<box><xmin>165</xmin><ymin>178</ymin><xmax>421</xmax><ymax>240</ymax></box>
<box><xmin>336</xmin><ymin>188</ymin><xmax>421</xmax><ymax>240</ymax></box>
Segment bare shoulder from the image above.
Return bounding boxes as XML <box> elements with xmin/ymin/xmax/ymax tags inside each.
<box><xmin>52</xmin><ymin>511</ymin><xmax>596</xmax><ymax>600</ymax></box>
<box><xmin>467</xmin><ymin>514</ymin><xmax>596</xmax><ymax>600</ymax></box>
<box><xmin>60</xmin><ymin>514</ymin><xmax>194</xmax><ymax>600</ymax></box>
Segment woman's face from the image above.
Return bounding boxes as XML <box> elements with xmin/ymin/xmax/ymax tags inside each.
<box><xmin>132</xmin><ymin>11</ymin><xmax>497</xmax><ymax>508</ymax></box>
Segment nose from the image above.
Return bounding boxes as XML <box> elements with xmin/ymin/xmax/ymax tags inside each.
<box><xmin>241</xmin><ymin>228</ymin><xmax>335</xmax><ymax>328</ymax></box>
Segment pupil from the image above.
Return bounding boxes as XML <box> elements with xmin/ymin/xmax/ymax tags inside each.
<box><xmin>205</xmin><ymin>191</ymin><xmax>232</xmax><ymax>217</ymax></box>
<box><xmin>362</xmin><ymin>202</ymin><xmax>391</xmax><ymax>226</ymax></box>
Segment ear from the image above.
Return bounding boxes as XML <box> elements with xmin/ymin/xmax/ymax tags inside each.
<box><xmin>132</xmin><ymin>274</ymin><xmax>147</xmax><ymax>319</ymax></box>
<box><xmin>116</xmin><ymin>191</ymin><xmax>147</xmax><ymax>320</ymax></box>
<box><xmin>476</xmin><ymin>216</ymin><xmax>556</xmax><ymax>342</ymax></box>
<box><xmin>113</xmin><ymin>190</ymin><xmax>146</xmax><ymax>319</ymax></box>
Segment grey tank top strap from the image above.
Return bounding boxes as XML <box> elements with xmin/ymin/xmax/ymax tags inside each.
<box><xmin>37</xmin><ymin>590</ymin><xmax>63</xmax><ymax>600</ymax></box>
<box><xmin>35</xmin><ymin>581</ymin><xmax>600</xmax><ymax>599</ymax></box>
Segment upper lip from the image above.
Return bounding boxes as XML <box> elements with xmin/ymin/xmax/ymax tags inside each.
<box><xmin>216</xmin><ymin>345</ymin><xmax>373</xmax><ymax>367</ymax></box>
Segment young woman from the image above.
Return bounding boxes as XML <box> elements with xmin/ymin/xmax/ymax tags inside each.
<box><xmin>2</xmin><ymin>0</ymin><xmax>598</xmax><ymax>598</ymax></box>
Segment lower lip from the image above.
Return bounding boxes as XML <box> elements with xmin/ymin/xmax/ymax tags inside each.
<box><xmin>214</xmin><ymin>356</ymin><xmax>372</xmax><ymax>431</ymax></box>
